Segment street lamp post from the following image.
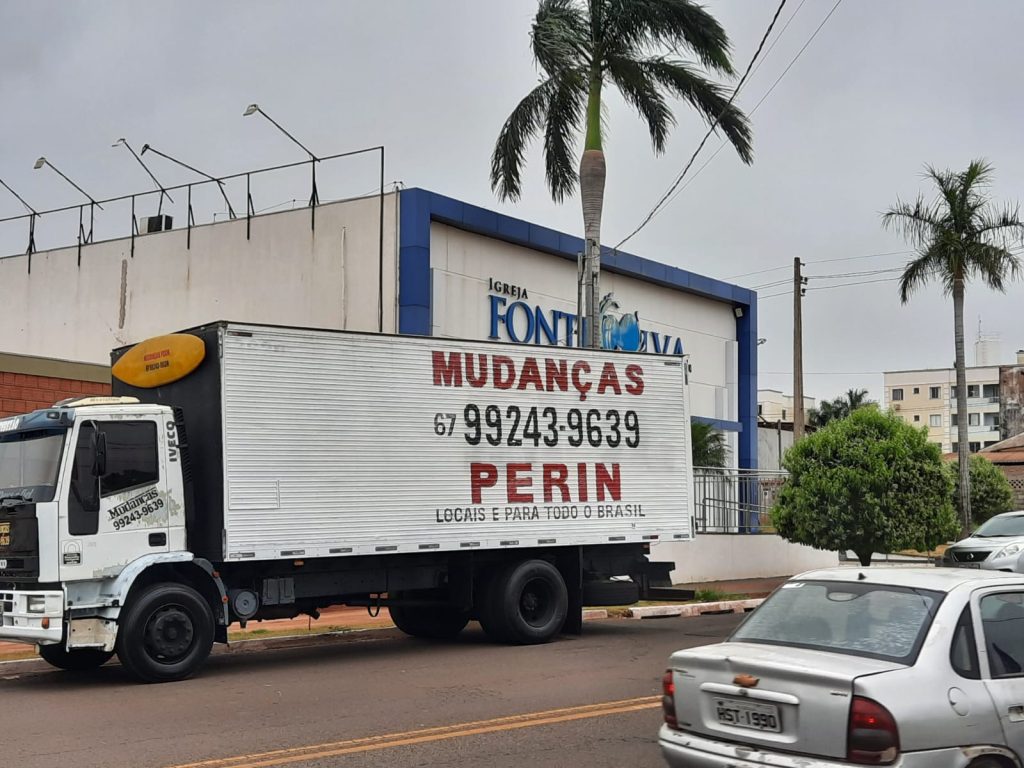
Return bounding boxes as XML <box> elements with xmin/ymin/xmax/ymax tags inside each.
<box><xmin>113</xmin><ymin>138</ymin><xmax>174</xmax><ymax>214</ymax></box>
<box><xmin>0</xmin><ymin>177</ymin><xmax>41</xmax><ymax>260</ymax></box>
<box><xmin>243</xmin><ymin>103</ymin><xmax>319</xmax><ymax>207</ymax></box>
<box><xmin>34</xmin><ymin>156</ymin><xmax>102</xmax><ymax>264</ymax></box>
<box><xmin>140</xmin><ymin>144</ymin><xmax>236</xmax><ymax>220</ymax></box>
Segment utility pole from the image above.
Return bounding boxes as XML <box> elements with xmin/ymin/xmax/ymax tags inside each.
<box><xmin>793</xmin><ymin>257</ymin><xmax>806</xmax><ymax>440</ymax></box>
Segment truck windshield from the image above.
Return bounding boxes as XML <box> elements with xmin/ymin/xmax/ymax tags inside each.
<box><xmin>0</xmin><ymin>429</ymin><xmax>67</xmax><ymax>503</ymax></box>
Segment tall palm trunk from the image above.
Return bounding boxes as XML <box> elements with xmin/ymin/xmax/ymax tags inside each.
<box><xmin>580</xmin><ymin>70</ymin><xmax>605</xmax><ymax>349</ymax></box>
<box><xmin>953</xmin><ymin>278</ymin><xmax>972</xmax><ymax>533</ymax></box>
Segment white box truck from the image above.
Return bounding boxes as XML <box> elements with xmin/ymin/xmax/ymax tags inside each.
<box><xmin>0</xmin><ymin>322</ymin><xmax>692</xmax><ymax>682</ymax></box>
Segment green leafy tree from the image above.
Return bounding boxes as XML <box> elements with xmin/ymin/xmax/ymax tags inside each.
<box><xmin>691</xmin><ymin>421</ymin><xmax>728</xmax><ymax>469</ymax></box>
<box><xmin>491</xmin><ymin>0</ymin><xmax>752</xmax><ymax>347</ymax></box>
<box><xmin>883</xmin><ymin>160</ymin><xmax>1023</xmax><ymax>532</ymax></box>
<box><xmin>946</xmin><ymin>455</ymin><xmax>1014</xmax><ymax>526</ymax></box>
<box><xmin>772</xmin><ymin>408</ymin><xmax>958</xmax><ymax>566</ymax></box>
<box><xmin>808</xmin><ymin>388</ymin><xmax>873</xmax><ymax>429</ymax></box>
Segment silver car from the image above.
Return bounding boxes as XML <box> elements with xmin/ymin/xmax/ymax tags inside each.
<box><xmin>941</xmin><ymin>511</ymin><xmax>1024</xmax><ymax>572</ymax></box>
<box><xmin>659</xmin><ymin>567</ymin><xmax>1024</xmax><ymax>767</ymax></box>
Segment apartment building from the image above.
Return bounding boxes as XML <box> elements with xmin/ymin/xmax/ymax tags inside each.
<box><xmin>757</xmin><ymin>389</ymin><xmax>816</xmax><ymax>424</ymax></box>
<box><xmin>883</xmin><ymin>367</ymin><xmax>1002</xmax><ymax>453</ymax></box>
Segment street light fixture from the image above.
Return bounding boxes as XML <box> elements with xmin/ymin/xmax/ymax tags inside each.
<box><xmin>34</xmin><ymin>156</ymin><xmax>103</xmax><ymax>257</ymax></box>
<box><xmin>33</xmin><ymin>157</ymin><xmax>103</xmax><ymax>209</ymax></box>
<box><xmin>243</xmin><ymin>102</ymin><xmax>319</xmax><ymax>207</ymax></box>
<box><xmin>113</xmin><ymin>138</ymin><xmax>174</xmax><ymax>213</ymax></box>
<box><xmin>141</xmin><ymin>144</ymin><xmax>236</xmax><ymax>219</ymax></box>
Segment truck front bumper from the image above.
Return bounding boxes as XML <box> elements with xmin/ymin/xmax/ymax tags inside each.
<box><xmin>0</xmin><ymin>590</ymin><xmax>64</xmax><ymax>645</ymax></box>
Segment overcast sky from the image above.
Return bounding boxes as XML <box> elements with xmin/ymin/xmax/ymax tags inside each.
<box><xmin>2</xmin><ymin>0</ymin><xmax>1023</xmax><ymax>402</ymax></box>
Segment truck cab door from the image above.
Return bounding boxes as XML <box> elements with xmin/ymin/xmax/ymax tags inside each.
<box><xmin>59</xmin><ymin>418</ymin><xmax>171</xmax><ymax>582</ymax></box>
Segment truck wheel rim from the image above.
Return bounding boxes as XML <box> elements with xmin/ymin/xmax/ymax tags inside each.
<box><xmin>519</xmin><ymin>577</ymin><xmax>556</xmax><ymax>628</ymax></box>
<box><xmin>144</xmin><ymin>605</ymin><xmax>196</xmax><ymax>662</ymax></box>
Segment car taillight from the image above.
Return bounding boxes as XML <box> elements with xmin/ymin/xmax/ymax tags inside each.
<box><xmin>662</xmin><ymin>669</ymin><xmax>678</xmax><ymax>729</ymax></box>
<box><xmin>848</xmin><ymin>696</ymin><xmax>899</xmax><ymax>765</ymax></box>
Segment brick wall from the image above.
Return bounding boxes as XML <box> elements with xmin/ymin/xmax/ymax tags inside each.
<box><xmin>0</xmin><ymin>372</ymin><xmax>111</xmax><ymax>418</ymax></box>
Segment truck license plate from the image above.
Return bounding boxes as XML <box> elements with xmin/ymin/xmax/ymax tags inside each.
<box><xmin>715</xmin><ymin>698</ymin><xmax>781</xmax><ymax>732</ymax></box>
<box><xmin>0</xmin><ymin>522</ymin><xmax>9</xmax><ymax>548</ymax></box>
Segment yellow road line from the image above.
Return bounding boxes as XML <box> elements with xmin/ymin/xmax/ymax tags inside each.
<box><xmin>168</xmin><ymin>695</ymin><xmax>661</xmax><ymax>768</ymax></box>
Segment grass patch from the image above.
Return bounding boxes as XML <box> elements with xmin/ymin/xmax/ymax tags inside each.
<box><xmin>693</xmin><ymin>589</ymin><xmax>742</xmax><ymax>603</ymax></box>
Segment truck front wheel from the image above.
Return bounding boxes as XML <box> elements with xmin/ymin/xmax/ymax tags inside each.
<box><xmin>480</xmin><ymin>560</ymin><xmax>568</xmax><ymax>645</ymax></box>
<box><xmin>117</xmin><ymin>582</ymin><xmax>214</xmax><ymax>683</ymax></box>
<box><xmin>38</xmin><ymin>645</ymin><xmax>114</xmax><ymax>671</ymax></box>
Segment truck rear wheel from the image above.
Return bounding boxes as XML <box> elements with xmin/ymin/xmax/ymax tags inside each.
<box><xmin>38</xmin><ymin>645</ymin><xmax>114</xmax><ymax>672</ymax></box>
<box><xmin>480</xmin><ymin>560</ymin><xmax>568</xmax><ymax>645</ymax></box>
<box><xmin>389</xmin><ymin>601</ymin><xmax>469</xmax><ymax>640</ymax></box>
<box><xmin>117</xmin><ymin>582</ymin><xmax>214</xmax><ymax>683</ymax></box>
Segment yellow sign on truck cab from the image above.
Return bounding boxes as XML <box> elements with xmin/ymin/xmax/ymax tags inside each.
<box><xmin>112</xmin><ymin>333</ymin><xmax>205</xmax><ymax>388</ymax></box>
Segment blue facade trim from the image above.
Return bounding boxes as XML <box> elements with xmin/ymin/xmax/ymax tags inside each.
<box><xmin>397</xmin><ymin>187</ymin><xmax>758</xmax><ymax>468</ymax></box>
<box><xmin>691</xmin><ymin>416</ymin><xmax>743</xmax><ymax>433</ymax></box>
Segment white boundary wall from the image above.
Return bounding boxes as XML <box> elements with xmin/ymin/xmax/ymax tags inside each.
<box><xmin>655</xmin><ymin>535</ymin><xmax>838</xmax><ymax>584</ymax></box>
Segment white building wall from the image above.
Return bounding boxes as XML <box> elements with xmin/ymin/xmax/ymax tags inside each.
<box><xmin>0</xmin><ymin>194</ymin><xmax>399</xmax><ymax>364</ymax></box>
<box><xmin>658</xmin><ymin>536</ymin><xmax>838</xmax><ymax>584</ymax></box>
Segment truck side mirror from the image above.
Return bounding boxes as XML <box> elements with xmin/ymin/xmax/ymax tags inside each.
<box><xmin>91</xmin><ymin>431</ymin><xmax>107</xmax><ymax>478</ymax></box>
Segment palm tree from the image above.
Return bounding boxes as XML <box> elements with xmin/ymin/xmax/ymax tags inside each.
<box><xmin>842</xmin><ymin>388</ymin><xmax>869</xmax><ymax>413</ymax></box>
<box><xmin>491</xmin><ymin>0</ymin><xmax>752</xmax><ymax>347</ymax></box>
<box><xmin>691</xmin><ymin>421</ymin><xmax>728</xmax><ymax>469</ymax></box>
<box><xmin>883</xmin><ymin>160</ymin><xmax>1024</xmax><ymax>533</ymax></box>
<box><xmin>807</xmin><ymin>388</ymin><xmax>872</xmax><ymax>429</ymax></box>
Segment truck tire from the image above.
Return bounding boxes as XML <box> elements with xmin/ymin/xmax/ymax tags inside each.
<box><xmin>480</xmin><ymin>560</ymin><xmax>568</xmax><ymax>645</ymax></box>
<box><xmin>389</xmin><ymin>603</ymin><xmax>469</xmax><ymax>640</ymax></box>
<box><xmin>116</xmin><ymin>582</ymin><xmax>214</xmax><ymax>683</ymax></box>
<box><xmin>38</xmin><ymin>645</ymin><xmax>114</xmax><ymax>672</ymax></box>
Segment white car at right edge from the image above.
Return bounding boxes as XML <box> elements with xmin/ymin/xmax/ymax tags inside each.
<box><xmin>659</xmin><ymin>567</ymin><xmax>1024</xmax><ymax>768</ymax></box>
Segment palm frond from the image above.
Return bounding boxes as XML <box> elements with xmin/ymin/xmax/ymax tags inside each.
<box><xmin>542</xmin><ymin>71</ymin><xmax>587</xmax><ymax>201</ymax></box>
<box><xmin>898</xmin><ymin>246</ymin><xmax>944</xmax><ymax>304</ymax></box>
<box><xmin>971</xmin><ymin>243</ymin><xmax>1022</xmax><ymax>293</ymax></box>
<box><xmin>882</xmin><ymin>195</ymin><xmax>943</xmax><ymax>248</ymax></box>
<box><xmin>532</xmin><ymin>0</ymin><xmax>589</xmax><ymax>76</ymax></box>
<box><xmin>490</xmin><ymin>78</ymin><xmax>558</xmax><ymax>201</ymax></box>
<box><xmin>605</xmin><ymin>0</ymin><xmax>733</xmax><ymax>74</ymax></box>
<box><xmin>977</xmin><ymin>203</ymin><xmax>1024</xmax><ymax>243</ymax></box>
<box><xmin>605</xmin><ymin>55</ymin><xmax>673</xmax><ymax>152</ymax></box>
<box><xmin>634</xmin><ymin>56</ymin><xmax>751</xmax><ymax>163</ymax></box>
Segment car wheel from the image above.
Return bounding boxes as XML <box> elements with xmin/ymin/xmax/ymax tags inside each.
<box><xmin>38</xmin><ymin>644</ymin><xmax>114</xmax><ymax>671</ymax></box>
<box><xmin>389</xmin><ymin>598</ymin><xmax>469</xmax><ymax>640</ymax></box>
<box><xmin>482</xmin><ymin>560</ymin><xmax>568</xmax><ymax>645</ymax></box>
<box><xmin>116</xmin><ymin>582</ymin><xmax>214</xmax><ymax>683</ymax></box>
<box><xmin>969</xmin><ymin>759</ymin><xmax>1007</xmax><ymax>768</ymax></box>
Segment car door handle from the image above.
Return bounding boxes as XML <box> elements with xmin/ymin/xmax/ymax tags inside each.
<box><xmin>148</xmin><ymin>532</ymin><xmax>167</xmax><ymax>547</ymax></box>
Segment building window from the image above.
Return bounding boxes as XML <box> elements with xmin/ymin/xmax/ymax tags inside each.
<box><xmin>930</xmin><ymin>386</ymin><xmax>941</xmax><ymax>399</ymax></box>
<box><xmin>984</xmin><ymin>384</ymin><xmax>1000</xmax><ymax>399</ymax></box>
<box><xmin>913</xmin><ymin>387</ymin><xmax>920</xmax><ymax>395</ymax></box>
<box><xmin>952</xmin><ymin>414</ymin><xmax>959</xmax><ymax>427</ymax></box>
<box><xmin>930</xmin><ymin>414</ymin><xmax>942</xmax><ymax>427</ymax></box>
<box><xmin>892</xmin><ymin>388</ymin><xmax>904</xmax><ymax>401</ymax></box>
<box><xmin>969</xmin><ymin>441</ymin><xmax>981</xmax><ymax>453</ymax></box>
<box><xmin>914</xmin><ymin>415</ymin><xmax>921</xmax><ymax>422</ymax></box>
<box><xmin>782</xmin><ymin>409</ymin><xmax>787</xmax><ymax>420</ymax></box>
<box><xmin>951</xmin><ymin>386</ymin><xmax>957</xmax><ymax>399</ymax></box>
<box><xmin>952</xmin><ymin>442</ymin><xmax>959</xmax><ymax>453</ymax></box>
<box><xmin>969</xmin><ymin>413</ymin><xmax>981</xmax><ymax>427</ymax></box>
<box><xmin>985</xmin><ymin>440</ymin><xmax>1000</xmax><ymax>449</ymax></box>
<box><xmin>758</xmin><ymin>404</ymin><xmax>763</xmax><ymax>416</ymax></box>
<box><xmin>968</xmin><ymin>385</ymin><xmax>981</xmax><ymax>398</ymax></box>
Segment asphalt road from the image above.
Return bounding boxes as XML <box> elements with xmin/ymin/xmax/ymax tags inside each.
<box><xmin>1</xmin><ymin>613</ymin><xmax>743</xmax><ymax>768</ymax></box>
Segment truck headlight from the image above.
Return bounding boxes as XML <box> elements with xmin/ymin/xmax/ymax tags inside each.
<box><xmin>26</xmin><ymin>596</ymin><xmax>46</xmax><ymax>614</ymax></box>
<box><xmin>996</xmin><ymin>543</ymin><xmax>1022</xmax><ymax>559</ymax></box>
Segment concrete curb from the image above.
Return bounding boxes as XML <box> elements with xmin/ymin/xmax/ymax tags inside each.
<box><xmin>626</xmin><ymin>598</ymin><xmax>764</xmax><ymax>619</ymax></box>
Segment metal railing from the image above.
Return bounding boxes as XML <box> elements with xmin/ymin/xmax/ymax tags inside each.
<box><xmin>692</xmin><ymin>467</ymin><xmax>788</xmax><ymax>535</ymax></box>
<box><xmin>2</xmin><ymin>149</ymin><xmax>391</xmax><ymax>326</ymax></box>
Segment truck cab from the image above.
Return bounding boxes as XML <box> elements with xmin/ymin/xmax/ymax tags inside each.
<box><xmin>0</xmin><ymin>397</ymin><xmax>200</xmax><ymax>674</ymax></box>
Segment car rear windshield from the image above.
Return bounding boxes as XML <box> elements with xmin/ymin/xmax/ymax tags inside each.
<box><xmin>731</xmin><ymin>581</ymin><xmax>943</xmax><ymax>664</ymax></box>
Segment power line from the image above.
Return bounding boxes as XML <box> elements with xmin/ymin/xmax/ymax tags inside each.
<box><xmin>807</xmin><ymin>266</ymin><xmax>905</xmax><ymax>279</ymax></box>
<box><xmin>614</xmin><ymin>0</ymin><xmax>789</xmax><ymax>250</ymax></box>
<box><xmin>729</xmin><ymin>249</ymin><xmax>916</xmax><ymax>282</ymax></box>
<box><xmin>649</xmin><ymin>0</ymin><xmax>846</xmax><ymax>213</ymax></box>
